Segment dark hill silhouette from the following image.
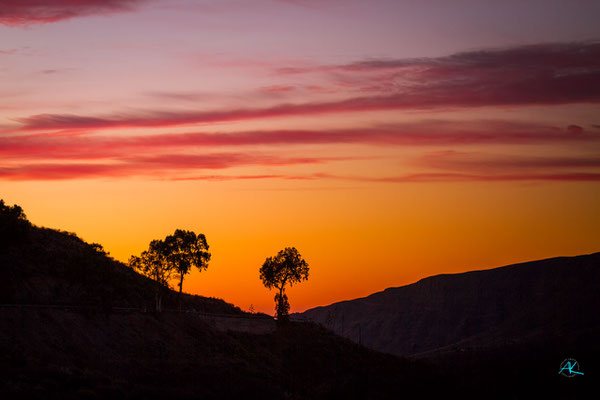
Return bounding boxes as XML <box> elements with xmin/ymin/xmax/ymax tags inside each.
<box><xmin>0</xmin><ymin>221</ymin><xmax>240</xmax><ymax>314</ymax></box>
<box><xmin>2</xmin><ymin>201</ymin><xmax>597</xmax><ymax>398</ymax></box>
<box><xmin>296</xmin><ymin>253</ymin><xmax>600</xmax><ymax>358</ymax></box>
<box><xmin>0</xmin><ymin>201</ymin><xmax>444</xmax><ymax>399</ymax></box>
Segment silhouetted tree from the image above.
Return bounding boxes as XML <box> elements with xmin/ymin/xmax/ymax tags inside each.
<box><xmin>90</xmin><ymin>243</ymin><xmax>108</xmax><ymax>256</ymax></box>
<box><xmin>128</xmin><ymin>230</ymin><xmax>210</xmax><ymax>312</ymax></box>
<box><xmin>129</xmin><ymin>239</ymin><xmax>172</xmax><ymax>312</ymax></box>
<box><xmin>163</xmin><ymin>229</ymin><xmax>211</xmax><ymax>308</ymax></box>
<box><xmin>259</xmin><ymin>247</ymin><xmax>309</xmax><ymax>320</ymax></box>
<box><xmin>0</xmin><ymin>199</ymin><xmax>29</xmax><ymax>245</ymax></box>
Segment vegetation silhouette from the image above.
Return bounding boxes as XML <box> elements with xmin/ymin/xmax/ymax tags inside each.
<box><xmin>164</xmin><ymin>229</ymin><xmax>211</xmax><ymax>309</ymax></box>
<box><xmin>129</xmin><ymin>240</ymin><xmax>172</xmax><ymax>312</ymax></box>
<box><xmin>0</xmin><ymin>199</ymin><xmax>237</xmax><ymax>313</ymax></box>
<box><xmin>2</xmin><ymin>199</ymin><xmax>447</xmax><ymax>399</ymax></box>
<box><xmin>259</xmin><ymin>247</ymin><xmax>309</xmax><ymax>321</ymax></box>
<box><xmin>2</xmin><ymin>199</ymin><xmax>598</xmax><ymax>398</ymax></box>
<box><xmin>0</xmin><ymin>200</ymin><xmax>29</xmax><ymax>246</ymax></box>
<box><xmin>128</xmin><ymin>230</ymin><xmax>210</xmax><ymax>312</ymax></box>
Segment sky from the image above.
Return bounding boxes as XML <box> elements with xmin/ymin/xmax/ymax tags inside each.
<box><xmin>1</xmin><ymin>0</ymin><xmax>599</xmax><ymax>314</ymax></box>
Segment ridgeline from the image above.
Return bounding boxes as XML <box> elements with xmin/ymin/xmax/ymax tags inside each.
<box><xmin>0</xmin><ymin>201</ymin><xmax>439</xmax><ymax>399</ymax></box>
<box><xmin>1</xmin><ymin>200</ymin><xmax>597</xmax><ymax>398</ymax></box>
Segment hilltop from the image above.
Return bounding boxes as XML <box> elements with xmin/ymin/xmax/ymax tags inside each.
<box><xmin>0</xmin><ymin>201</ymin><xmax>441</xmax><ymax>399</ymax></box>
<box><xmin>0</xmin><ymin>217</ymin><xmax>239</xmax><ymax>314</ymax></box>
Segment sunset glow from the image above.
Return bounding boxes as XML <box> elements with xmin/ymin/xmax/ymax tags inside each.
<box><xmin>2</xmin><ymin>0</ymin><xmax>599</xmax><ymax>314</ymax></box>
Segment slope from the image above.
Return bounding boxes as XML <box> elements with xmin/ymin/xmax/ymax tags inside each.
<box><xmin>297</xmin><ymin>252</ymin><xmax>600</xmax><ymax>357</ymax></box>
<box><xmin>0</xmin><ymin>200</ymin><xmax>443</xmax><ymax>399</ymax></box>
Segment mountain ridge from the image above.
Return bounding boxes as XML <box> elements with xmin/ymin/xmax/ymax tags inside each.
<box><xmin>296</xmin><ymin>251</ymin><xmax>600</xmax><ymax>357</ymax></box>
<box><xmin>305</xmin><ymin>252</ymin><xmax>598</xmax><ymax>307</ymax></box>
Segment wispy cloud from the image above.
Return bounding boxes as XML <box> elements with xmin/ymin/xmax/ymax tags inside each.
<box><xmin>419</xmin><ymin>150</ymin><xmax>600</xmax><ymax>172</ymax></box>
<box><xmin>0</xmin><ymin>48</ymin><xmax>23</xmax><ymax>55</ymax></box>
<box><xmin>0</xmin><ymin>46</ymin><xmax>33</xmax><ymax>55</ymax></box>
<box><xmin>342</xmin><ymin>172</ymin><xmax>600</xmax><ymax>183</ymax></box>
<box><xmin>277</xmin><ymin>41</ymin><xmax>600</xmax><ymax>75</ymax></box>
<box><xmin>260</xmin><ymin>85</ymin><xmax>296</xmax><ymax>93</ymax></box>
<box><xmin>0</xmin><ymin>153</ymin><xmax>339</xmax><ymax>181</ymax></box>
<box><xmin>2</xmin><ymin>121</ymin><xmax>598</xmax><ymax>161</ymax></box>
<box><xmin>390</xmin><ymin>150</ymin><xmax>600</xmax><ymax>182</ymax></box>
<box><xmin>120</xmin><ymin>153</ymin><xmax>338</xmax><ymax>169</ymax></box>
<box><xmin>3</xmin><ymin>148</ymin><xmax>598</xmax><ymax>182</ymax></box>
<box><xmin>0</xmin><ymin>0</ymin><xmax>148</xmax><ymax>26</ymax></box>
<box><xmin>14</xmin><ymin>42</ymin><xmax>600</xmax><ymax>131</ymax></box>
<box><xmin>279</xmin><ymin>41</ymin><xmax>600</xmax><ymax>99</ymax></box>
<box><xmin>2</xmin><ymin>119</ymin><xmax>599</xmax><ymax>182</ymax></box>
<box><xmin>169</xmin><ymin>174</ymin><xmax>319</xmax><ymax>182</ymax></box>
<box><xmin>420</xmin><ymin>150</ymin><xmax>600</xmax><ymax>173</ymax></box>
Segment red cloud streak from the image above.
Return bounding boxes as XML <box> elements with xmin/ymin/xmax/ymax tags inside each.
<box><xmin>0</xmin><ymin>153</ymin><xmax>338</xmax><ymax>180</ymax></box>
<box><xmin>348</xmin><ymin>172</ymin><xmax>600</xmax><ymax>183</ymax></box>
<box><xmin>3</xmin><ymin>166</ymin><xmax>598</xmax><ymax>183</ymax></box>
<box><xmin>419</xmin><ymin>150</ymin><xmax>600</xmax><ymax>172</ymax></box>
<box><xmin>14</xmin><ymin>42</ymin><xmax>600</xmax><ymax>131</ymax></box>
<box><xmin>0</xmin><ymin>0</ymin><xmax>146</xmax><ymax>26</ymax></box>
<box><xmin>1</xmin><ymin>121</ymin><xmax>598</xmax><ymax>161</ymax></box>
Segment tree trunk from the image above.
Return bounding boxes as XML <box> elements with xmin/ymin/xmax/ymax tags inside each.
<box><xmin>154</xmin><ymin>271</ymin><xmax>161</xmax><ymax>313</ymax></box>
<box><xmin>277</xmin><ymin>286</ymin><xmax>284</xmax><ymax>320</ymax></box>
<box><xmin>178</xmin><ymin>274</ymin><xmax>184</xmax><ymax>311</ymax></box>
<box><xmin>278</xmin><ymin>286</ymin><xmax>283</xmax><ymax>314</ymax></box>
<box><xmin>155</xmin><ymin>285</ymin><xmax>160</xmax><ymax>313</ymax></box>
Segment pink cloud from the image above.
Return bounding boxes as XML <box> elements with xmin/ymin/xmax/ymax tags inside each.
<box><xmin>0</xmin><ymin>153</ymin><xmax>339</xmax><ymax>181</ymax></box>
<box><xmin>419</xmin><ymin>150</ymin><xmax>600</xmax><ymax>172</ymax></box>
<box><xmin>0</xmin><ymin>48</ymin><xmax>21</xmax><ymax>55</ymax></box>
<box><xmin>2</xmin><ymin>148</ymin><xmax>598</xmax><ymax>182</ymax></box>
<box><xmin>0</xmin><ymin>46</ymin><xmax>33</xmax><ymax>56</ymax></box>
<box><xmin>383</xmin><ymin>150</ymin><xmax>600</xmax><ymax>182</ymax></box>
<box><xmin>2</xmin><ymin>120</ymin><xmax>598</xmax><ymax>182</ymax></box>
<box><xmin>170</xmin><ymin>174</ymin><xmax>319</xmax><ymax>182</ymax></box>
<box><xmin>280</xmin><ymin>42</ymin><xmax>600</xmax><ymax>74</ymax></box>
<box><xmin>566</xmin><ymin>125</ymin><xmax>584</xmax><ymax>135</ymax></box>
<box><xmin>1</xmin><ymin>121</ymin><xmax>598</xmax><ymax>161</ymax></box>
<box><xmin>261</xmin><ymin>85</ymin><xmax>296</xmax><ymax>93</ymax></box>
<box><xmin>347</xmin><ymin>172</ymin><xmax>600</xmax><ymax>183</ymax></box>
<box><xmin>0</xmin><ymin>0</ymin><xmax>147</xmax><ymax>26</ymax></box>
<box><xmin>14</xmin><ymin>42</ymin><xmax>600</xmax><ymax>131</ymax></box>
<box><xmin>120</xmin><ymin>153</ymin><xmax>337</xmax><ymax>169</ymax></box>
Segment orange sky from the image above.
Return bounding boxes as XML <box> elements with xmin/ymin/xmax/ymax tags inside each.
<box><xmin>1</xmin><ymin>1</ymin><xmax>599</xmax><ymax>314</ymax></box>
<box><xmin>3</xmin><ymin>176</ymin><xmax>599</xmax><ymax>314</ymax></box>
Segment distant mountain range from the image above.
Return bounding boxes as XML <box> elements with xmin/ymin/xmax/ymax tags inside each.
<box><xmin>296</xmin><ymin>253</ymin><xmax>600</xmax><ymax>357</ymax></box>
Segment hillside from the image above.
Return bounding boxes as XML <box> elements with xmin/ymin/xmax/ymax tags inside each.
<box><xmin>2</xmin><ymin>200</ymin><xmax>596</xmax><ymax>398</ymax></box>
<box><xmin>296</xmin><ymin>253</ymin><xmax>600</xmax><ymax>358</ymax></box>
<box><xmin>0</xmin><ymin>201</ymin><xmax>444</xmax><ymax>399</ymax></box>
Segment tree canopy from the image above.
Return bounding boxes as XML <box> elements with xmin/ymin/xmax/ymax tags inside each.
<box><xmin>0</xmin><ymin>199</ymin><xmax>30</xmax><ymax>245</ymax></box>
<box><xmin>164</xmin><ymin>229</ymin><xmax>211</xmax><ymax>296</ymax></box>
<box><xmin>128</xmin><ymin>229</ymin><xmax>210</xmax><ymax>312</ymax></box>
<box><xmin>129</xmin><ymin>239</ymin><xmax>172</xmax><ymax>287</ymax></box>
<box><xmin>259</xmin><ymin>247</ymin><xmax>309</xmax><ymax>320</ymax></box>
